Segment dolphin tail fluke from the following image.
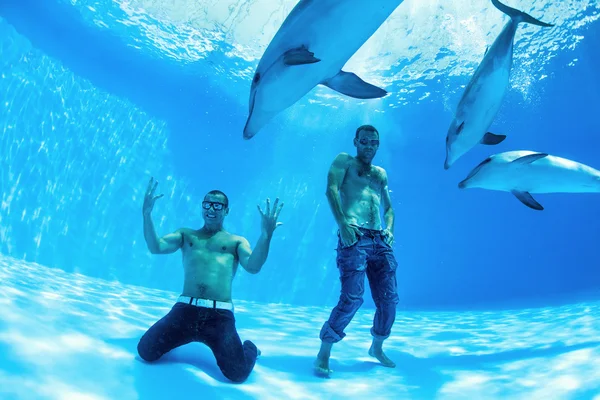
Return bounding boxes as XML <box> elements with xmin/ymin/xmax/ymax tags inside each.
<box><xmin>492</xmin><ymin>0</ymin><xmax>554</xmax><ymax>27</ymax></box>
<box><xmin>512</xmin><ymin>190</ymin><xmax>544</xmax><ymax>210</ymax></box>
<box><xmin>322</xmin><ymin>71</ymin><xmax>387</xmax><ymax>99</ymax></box>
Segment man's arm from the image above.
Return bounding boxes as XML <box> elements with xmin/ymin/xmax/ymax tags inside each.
<box><xmin>237</xmin><ymin>197</ymin><xmax>283</xmax><ymax>274</ymax></box>
<box><xmin>326</xmin><ymin>153</ymin><xmax>351</xmax><ymax>227</ymax></box>
<box><xmin>380</xmin><ymin>169</ymin><xmax>395</xmax><ymax>233</ymax></box>
<box><xmin>141</xmin><ymin>177</ymin><xmax>182</xmax><ymax>254</ymax></box>
<box><xmin>143</xmin><ymin>214</ymin><xmax>183</xmax><ymax>254</ymax></box>
<box><xmin>237</xmin><ymin>235</ymin><xmax>271</xmax><ymax>274</ymax></box>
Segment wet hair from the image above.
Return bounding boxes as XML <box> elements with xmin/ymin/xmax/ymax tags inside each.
<box><xmin>355</xmin><ymin>124</ymin><xmax>379</xmax><ymax>139</ymax></box>
<box><xmin>206</xmin><ymin>190</ymin><xmax>229</xmax><ymax>207</ymax></box>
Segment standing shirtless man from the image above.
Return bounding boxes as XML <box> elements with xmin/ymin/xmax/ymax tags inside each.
<box><xmin>314</xmin><ymin>124</ymin><xmax>399</xmax><ymax>377</ymax></box>
<box><xmin>137</xmin><ymin>178</ymin><xmax>283</xmax><ymax>383</ymax></box>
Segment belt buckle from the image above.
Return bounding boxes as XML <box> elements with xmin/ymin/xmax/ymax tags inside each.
<box><xmin>183</xmin><ymin>296</ymin><xmax>230</xmax><ymax>310</ymax></box>
<box><xmin>199</xmin><ymin>298</ymin><xmax>211</xmax><ymax>308</ymax></box>
<box><xmin>191</xmin><ymin>297</ymin><xmax>216</xmax><ymax>308</ymax></box>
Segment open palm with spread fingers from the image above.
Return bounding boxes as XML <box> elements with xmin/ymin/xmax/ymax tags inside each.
<box><xmin>257</xmin><ymin>197</ymin><xmax>284</xmax><ymax>236</ymax></box>
<box><xmin>143</xmin><ymin>177</ymin><xmax>164</xmax><ymax>216</ymax></box>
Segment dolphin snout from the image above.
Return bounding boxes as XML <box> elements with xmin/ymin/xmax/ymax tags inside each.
<box><xmin>243</xmin><ymin>119</ymin><xmax>257</xmax><ymax>140</ymax></box>
<box><xmin>243</xmin><ymin>103</ymin><xmax>275</xmax><ymax>140</ymax></box>
<box><xmin>444</xmin><ymin>156</ymin><xmax>453</xmax><ymax>170</ymax></box>
<box><xmin>243</xmin><ymin>90</ymin><xmax>259</xmax><ymax>140</ymax></box>
<box><xmin>458</xmin><ymin>180</ymin><xmax>467</xmax><ymax>189</ymax></box>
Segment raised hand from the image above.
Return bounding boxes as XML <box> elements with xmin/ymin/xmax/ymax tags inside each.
<box><xmin>257</xmin><ymin>197</ymin><xmax>284</xmax><ymax>237</ymax></box>
<box><xmin>143</xmin><ymin>177</ymin><xmax>164</xmax><ymax>216</ymax></box>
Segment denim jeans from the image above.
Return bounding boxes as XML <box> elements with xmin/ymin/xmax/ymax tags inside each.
<box><xmin>320</xmin><ymin>227</ymin><xmax>399</xmax><ymax>343</ymax></box>
<box><xmin>137</xmin><ymin>302</ymin><xmax>258</xmax><ymax>383</ymax></box>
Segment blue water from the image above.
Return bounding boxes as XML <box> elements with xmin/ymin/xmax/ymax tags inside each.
<box><xmin>1</xmin><ymin>0</ymin><xmax>599</xmax><ymax>398</ymax></box>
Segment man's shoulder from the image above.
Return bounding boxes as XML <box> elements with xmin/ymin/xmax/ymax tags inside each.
<box><xmin>333</xmin><ymin>152</ymin><xmax>355</xmax><ymax>165</ymax></box>
<box><xmin>370</xmin><ymin>165</ymin><xmax>388</xmax><ymax>183</ymax></box>
<box><xmin>373</xmin><ymin>165</ymin><xmax>387</xmax><ymax>175</ymax></box>
<box><xmin>335</xmin><ymin>152</ymin><xmax>354</xmax><ymax>160</ymax></box>
<box><xmin>222</xmin><ymin>231</ymin><xmax>248</xmax><ymax>245</ymax></box>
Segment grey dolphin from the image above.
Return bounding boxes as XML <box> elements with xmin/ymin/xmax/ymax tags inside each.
<box><xmin>458</xmin><ymin>151</ymin><xmax>600</xmax><ymax>210</ymax></box>
<box><xmin>243</xmin><ymin>0</ymin><xmax>405</xmax><ymax>139</ymax></box>
<box><xmin>444</xmin><ymin>0</ymin><xmax>554</xmax><ymax>169</ymax></box>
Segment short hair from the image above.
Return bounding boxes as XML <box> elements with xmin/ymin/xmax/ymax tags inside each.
<box><xmin>355</xmin><ymin>124</ymin><xmax>379</xmax><ymax>139</ymax></box>
<box><xmin>205</xmin><ymin>190</ymin><xmax>229</xmax><ymax>206</ymax></box>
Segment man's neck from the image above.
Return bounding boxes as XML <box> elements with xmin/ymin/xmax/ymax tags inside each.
<box><xmin>356</xmin><ymin>156</ymin><xmax>372</xmax><ymax>168</ymax></box>
<box><xmin>200</xmin><ymin>224</ymin><xmax>223</xmax><ymax>234</ymax></box>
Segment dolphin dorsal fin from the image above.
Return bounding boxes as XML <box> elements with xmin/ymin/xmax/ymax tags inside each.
<box><xmin>512</xmin><ymin>153</ymin><xmax>548</xmax><ymax>164</ymax></box>
<box><xmin>321</xmin><ymin>71</ymin><xmax>387</xmax><ymax>99</ymax></box>
<box><xmin>283</xmin><ymin>46</ymin><xmax>321</xmax><ymax>65</ymax></box>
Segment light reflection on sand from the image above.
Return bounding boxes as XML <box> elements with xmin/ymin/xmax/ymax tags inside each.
<box><xmin>0</xmin><ymin>254</ymin><xmax>598</xmax><ymax>400</ymax></box>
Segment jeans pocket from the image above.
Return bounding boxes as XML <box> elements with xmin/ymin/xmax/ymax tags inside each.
<box><xmin>378</xmin><ymin>234</ymin><xmax>393</xmax><ymax>249</ymax></box>
<box><xmin>338</xmin><ymin>236</ymin><xmax>359</xmax><ymax>250</ymax></box>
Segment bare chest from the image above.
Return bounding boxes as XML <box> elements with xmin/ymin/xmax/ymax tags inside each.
<box><xmin>344</xmin><ymin>165</ymin><xmax>383</xmax><ymax>191</ymax></box>
<box><xmin>181</xmin><ymin>232</ymin><xmax>238</xmax><ymax>258</ymax></box>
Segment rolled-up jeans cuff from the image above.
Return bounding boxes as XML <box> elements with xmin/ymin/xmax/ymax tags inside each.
<box><xmin>320</xmin><ymin>322</ymin><xmax>345</xmax><ymax>343</ymax></box>
<box><xmin>370</xmin><ymin>327</ymin><xmax>390</xmax><ymax>341</ymax></box>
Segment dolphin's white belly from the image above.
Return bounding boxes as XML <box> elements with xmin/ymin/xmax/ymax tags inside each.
<box><xmin>460</xmin><ymin>62</ymin><xmax>511</xmax><ymax>142</ymax></box>
<box><xmin>482</xmin><ymin>158</ymin><xmax>600</xmax><ymax>193</ymax></box>
<box><xmin>257</xmin><ymin>0</ymin><xmax>402</xmax><ymax>111</ymax></box>
<box><xmin>258</xmin><ymin>61</ymin><xmax>333</xmax><ymax>112</ymax></box>
<box><xmin>263</xmin><ymin>0</ymin><xmax>402</xmax><ymax>71</ymax></box>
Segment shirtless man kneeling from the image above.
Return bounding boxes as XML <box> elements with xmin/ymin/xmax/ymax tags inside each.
<box><xmin>314</xmin><ymin>124</ymin><xmax>399</xmax><ymax>377</ymax></box>
<box><xmin>137</xmin><ymin>178</ymin><xmax>283</xmax><ymax>383</ymax></box>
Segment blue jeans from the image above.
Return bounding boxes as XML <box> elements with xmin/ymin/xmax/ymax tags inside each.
<box><xmin>137</xmin><ymin>302</ymin><xmax>258</xmax><ymax>383</ymax></box>
<box><xmin>320</xmin><ymin>227</ymin><xmax>399</xmax><ymax>343</ymax></box>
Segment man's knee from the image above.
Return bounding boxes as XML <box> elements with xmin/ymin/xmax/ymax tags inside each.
<box><xmin>224</xmin><ymin>369</ymin><xmax>251</xmax><ymax>383</ymax></box>
<box><xmin>340</xmin><ymin>291</ymin><xmax>365</xmax><ymax>311</ymax></box>
<box><xmin>137</xmin><ymin>338</ymin><xmax>161</xmax><ymax>362</ymax></box>
<box><xmin>381</xmin><ymin>290</ymin><xmax>399</xmax><ymax>305</ymax></box>
<box><xmin>218</xmin><ymin>362</ymin><xmax>253</xmax><ymax>383</ymax></box>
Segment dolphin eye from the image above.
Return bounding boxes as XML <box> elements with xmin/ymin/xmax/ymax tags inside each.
<box><xmin>253</xmin><ymin>73</ymin><xmax>260</xmax><ymax>83</ymax></box>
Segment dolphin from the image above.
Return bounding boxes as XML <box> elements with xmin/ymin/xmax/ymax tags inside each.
<box><xmin>458</xmin><ymin>151</ymin><xmax>600</xmax><ymax>210</ymax></box>
<box><xmin>444</xmin><ymin>0</ymin><xmax>554</xmax><ymax>169</ymax></box>
<box><xmin>243</xmin><ymin>0</ymin><xmax>405</xmax><ymax>139</ymax></box>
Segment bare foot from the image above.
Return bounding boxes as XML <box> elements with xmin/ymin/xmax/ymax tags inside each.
<box><xmin>313</xmin><ymin>355</ymin><xmax>333</xmax><ymax>378</ymax></box>
<box><xmin>313</xmin><ymin>341</ymin><xmax>333</xmax><ymax>377</ymax></box>
<box><xmin>368</xmin><ymin>346</ymin><xmax>396</xmax><ymax>368</ymax></box>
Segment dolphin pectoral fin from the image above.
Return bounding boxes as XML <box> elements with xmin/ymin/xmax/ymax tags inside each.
<box><xmin>512</xmin><ymin>153</ymin><xmax>548</xmax><ymax>164</ymax></box>
<box><xmin>511</xmin><ymin>190</ymin><xmax>544</xmax><ymax>210</ymax></box>
<box><xmin>481</xmin><ymin>132</ymin><xmax>507</xmax><ymax>145</ymax></box>
<box><xmin>283</xmin><ymin>47</ymin><xmax>321</xmax><ymax>65</ymax></box>
<box><xmin>322</xmin><ymin>71</ymin><xmax>387</xmax><ymax>99</ymax></box>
